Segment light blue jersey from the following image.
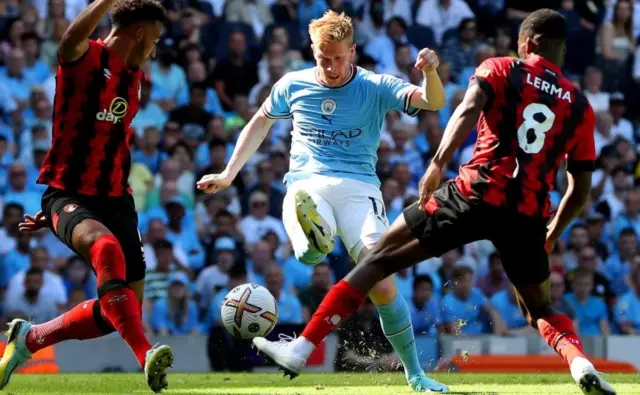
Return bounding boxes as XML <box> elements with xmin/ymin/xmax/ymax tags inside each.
<box><xmin>262</xmin><ymin>65</ymin><xmax>420</xmax><ymax>187</ymax></box>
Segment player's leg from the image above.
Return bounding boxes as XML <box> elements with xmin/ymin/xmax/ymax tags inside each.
<box><xmin>495</xmin><ymin>216</ymin><xmax>616</xmax><ymax>395</ymax></box>
<box><xmin>255</xmin><ymin>183</ymin><xmax>479</xmax><ymax>391</ymax></box>
<box><xmin>0</xmin><ymin>192</ymin><xmax>117</xmax><ymax>389</ymax></box>
<box><xmin>108</xmin><ymin>195</ymin><xmax>173</xmax><ymax>393</ymax></box>
<box><xmin>337</xmin><ymin>184</ymin><xmax>445</xmax><ymax>392</ymax></box>
<box><xmin>282</xmin><ymin>180</ymin><xmax>337</xmax><ymax>264</ymax></box>
<box><xmin>357</xmin><ymin>245</ymin><xmax>446</xmax><ymax>392</ymax></box>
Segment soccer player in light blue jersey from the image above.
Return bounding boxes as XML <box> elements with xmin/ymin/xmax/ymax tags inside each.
<box><xmin>197</xmin><ymin>10</ymin><xmax>447</xmax><ymax>392</ymax></box>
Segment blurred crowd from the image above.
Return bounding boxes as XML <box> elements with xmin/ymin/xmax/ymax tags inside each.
<box><xmin>0</xmin><ymin>0</ymin><xmax>639</xmax><ymax>370</ymax></box>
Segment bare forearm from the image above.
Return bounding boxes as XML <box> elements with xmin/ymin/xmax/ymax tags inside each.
<box><xmin>224</xmin><ymin>111</ymin><xmax>273</xmax><ymax>178</ymax></box>
<box><xmin>420</xmin><ymin>69</ymin><xmax>445</xmax><ymax>111</ymax></box>
<box><xmin>60</xmin><ymin>0</ymin><xmax>116</xmax><ymax>56</ymax></box>
<box><xmin>547</xmin><ymin>183</ymin><xmax>589</xmax><ymax>242</ymax></box>
<box><xmin>431</xmin><ymin>96</ymin><xmax>480</xmax><ymax>167</ymax></box>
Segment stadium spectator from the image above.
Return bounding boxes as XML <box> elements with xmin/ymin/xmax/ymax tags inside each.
<box><xmin>143</xmin><ymin>218</ymin><xmax>189</xmax><ymax>271</ymax></box>
<box><xmin>240</xmin><ymin>191</ymin><xmax>287</xmax><ymax>246</ymax></box>
<box><xmin>409</xmin><ymin>275</ymin><xmax>441</xmax><ymax>336</ymax></box>
<box><xmin>415</xmin><ymin>0</ymin><xmax>475</xmax><ymax>45</ymax></box>
<box><xmin>19</xmin><ymin>32</ymin><xmax>49</xmax><ymax>84</ymax></box>
<box><xmin>441</xmin><ymin>267</ymin><xmax>506</xmax><ymax>335</ymax></box>
<box><xmin>585</xmin><ymin>213</ymin><xmax>610</xmax><ymax>261</ymax></box>
<box><xmin>165</xmin><ymin>197</ymin><xmax>205</xmax><ymax>270</ymax></box>
<box><xmin>565</xmin><ymin>245</ymin><xmax>615</xmax><ymax>305</ymax></box>
<box><xmin>364</xmin><ymin>16</ymin><xmax>417</xmax><ymax>72</ymax></box>
<box><xmin>608</xmin><ymin>93</ymin><xmax>634</xmax><ymax>143</ymax></box>
<box><xmin>211</xmin><ymin>31</ymin><xmax>259</xmax><ymax>112</ymax></box>
<box><xmin>441</xmin><ymin>18</ymin><xmax>481</xmax><ymax>79</ymax></box>
<box><xmin>144</xmin><ymin>239</ymin><xmax>183</xmax><ymax>302</ymax></box>
<box><xmin>3</xmin><ymin>267</ymin><xmax>57</xmax><ymax>323</ymax></box>
<box><xmin>62</xmin><ymin>255</ymin><xmax>97</xmax><ymax>301</ymax></box>
<box><xmin>597</xmin><ymin>0</ymin><xmax>635</xmax><ymax>92</ymax></box>
<box><xmin>6</xmin><ymin>246</ymin><xmax>66</xmax><ymax>308</ymax></box>
<box><xmin>563</xmin><ymin>224</ymin><xmax>591</xmax><ymax>271</ymax></box>
<box><xmin>476</xmin><ymin>252</ymin><xmax>510</xmax><ymax>298</ymax></box>
<box><xmin>195</xmin><ymin>237</ymin><xmax>237</xmax><ymax>311</ymax></box>
<box><xmin>133</xmin><ymin>126</ymin><xmax>168</xmax><ymax>175</ymax></box>
<box><xmin>566</xmin><ymin>270</ymin><xmax>610</xmax><ymax>336</ymax></box>
<box><xmin>150</xmin><ymin>47</ymin><xmax>188</xmax><ymax>111</ymax></box>
<box><xmin>150</xmin><ymin>272</ymin><xmax>200</xmax><ymax>335</ymax></box>
<box><xmin>249</xmin><ymin>57</ymin><xmax>286</xmax><ymax>107</ymax></box>
<box><xmin>615</xmin><ymin>264</ymin><xmax>640</xmax><ymax>335</ymax></box>
<box><xmin>169</xmin><ymin>83</ymin><xmax>213</xmax><ymax>130</ymax></box>
<box><xmin>606</xmin><ymin>228</ymin><xmax>639</xmax><ymax>295</ymax></box>
<box><xmin>241</xmin><ymin>159</ymin><xmax>284</xmax><ymax>219</ymax></box>
<box><xmin>298</xmin><ymin>263</ymin><xmax>332</xmax><ymax>322</ymax></box>
<box><xmin>3</xmin><ymin>48</ymin><xmax>34</xmax><ymax>107</ymax></box>
<box><xmin>4</xmin><ymin>163</ymin><xmax>41</xmax><ymax>215</ymax></box>
<box><xmin>583</xmin><ymin>66</ymin><xmax>610</xmax><ymax>113</ymax></box>
<box><xmin>432</xmin><ymin>248</ymin><xmax>462</xmax><ymax>295</ymax></box>
<box><xmin>2</xmin><ymin>231</ymin><xmax>32</xmax><ymax>289</ymax></box>
<box><xmin>491</xmin><ymin>287</ymin><xmax>536</xmax><ymax>335</ymax></box>
<box><xmin>264</xmin><ymin>263</ymin><xmax>303</xmax><ymax>324</ymax></box>
<box><xmin>549</xmin><ymin>272</ymin><xmax>577</xmax><ymax>322</ymax></box>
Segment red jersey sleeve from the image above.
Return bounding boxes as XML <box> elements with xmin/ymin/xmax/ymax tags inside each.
<box><xmin>566</xmin><ymin>103</ymin><xmax>596</xmax><ymax>173</ymax></box>
<box><xmin>470</xmin><ymin>57</ymin><xmax>513</xmax><ymax>101</ymax></box>
<box><xmin>58</xmin><ymin>39</ymin><xmax>102</xmax><ymax>68</ymax></box>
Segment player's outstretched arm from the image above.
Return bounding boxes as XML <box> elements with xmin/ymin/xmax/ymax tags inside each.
<box><xmin>431</xmin><ymin>80</ymin><xmax>486</xmax><ymax>168</ymax></box>
<box><xmin>545</xmin><ymin>170</ymin><xmax>592</xmax><ymax>251</ymax></box>
<box><xmin>58</xmin><ymin>0</ymin><xmax>119</xmax><ymax>63</ymax></box>
<box><xmin>546</xmin><ymin>105</ymin><xmax>596</xmax><ymax>252</ymax></box>
<box><xmin>417</xmin><ymin>81</ymin><xmax>486</xmax><ymax>208</ymax></box>
<box><xmin>410</xmin><ymin>48</ymin><xmax>446</xmax><ymax>111</ymax></box>
<box><xmin>197</xmin><ymin>108</ymin><xmax>275</xmax><ymax>193</ymax></box>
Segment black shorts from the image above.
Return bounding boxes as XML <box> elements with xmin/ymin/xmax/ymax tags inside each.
<box><xmin>403</xmin><ymin>182</ymin><xmax>550</xmax><ymax>285</ymax></box>
<box><xmin>41</xmin><ymin>186</ymin><xmax>146</xmax><ymax>282</ymax></box>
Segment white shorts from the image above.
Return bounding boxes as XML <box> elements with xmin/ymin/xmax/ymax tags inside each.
<box><xmin>282</xmin><ymin>175</ymin><xmax>389</xmax><ymax>263</ymax></box>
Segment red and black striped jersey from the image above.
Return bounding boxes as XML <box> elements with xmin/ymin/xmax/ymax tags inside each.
<box><xmin>455</xmin><ymin>55</ymin><xmax>596</xmax><ymax>218</ymax></box>
<box><xmin>37</xmin><ymin>39</ymin><xmax>143</xmax><ymax>196</ymax></box>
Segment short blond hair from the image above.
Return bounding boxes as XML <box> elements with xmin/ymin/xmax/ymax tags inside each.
<box><xmin>308</xmin><ymin>10</ymin><xmax>354</xmax><ymax>47</ymax></box>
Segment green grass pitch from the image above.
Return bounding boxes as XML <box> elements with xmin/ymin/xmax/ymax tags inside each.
<box><xmin>2</xmin><ymin>373</ymin><xmax>639</xmax><ymax>394</ymax></box>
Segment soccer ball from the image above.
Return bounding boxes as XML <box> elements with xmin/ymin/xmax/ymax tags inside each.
<box><xmin>221</xmin><ymin>283</ymin><xmax>278</xmax><ymax>339</ymax></box>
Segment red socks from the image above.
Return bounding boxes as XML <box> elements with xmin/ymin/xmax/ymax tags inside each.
<box><xmin>91</xmin><ymin>235</ymin><xmax>152</xmax><ymax>367</ymax></box>
<box><xmin>301</xmin><ymin>280</ymin><xmax>366</xmax><ymax>345</ymax></box>
<box><xmin>538</xmin><ymin>313</ymin><xmax>586</xmax><ymax>366</ymax></box>
<box><xmin>26</xmin><ymin>299</ymin><xmax>112</xmax><ymax>353</ymax></box>
<box><xmin>99</xmin><ymin>287</ymin><xmax>151</xmax><ymax>366</ymax></box>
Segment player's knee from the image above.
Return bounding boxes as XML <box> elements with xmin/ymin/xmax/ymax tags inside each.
<box><xmin>369</xmin><ymin>276</ymin><xmax>397</xmax><ymax>305</ymax></box>
<box><xmin>363</xmin><ymin>248</ymin><xmax>396</xmax><ymax>281</ymax></box>
<box><xmin>74</xmin><ymin>227</ymin><xmax>118</xmax><ymax>258</ymax></box>
<box><xmin>527</xmin><ymin>304</ymin><xmax>554</xmax><ymax>326</ymax></box>
<box><xmin>84</xmin><ymin>233</ymin><xmax>127</xmax><ymax>287</ymax></box>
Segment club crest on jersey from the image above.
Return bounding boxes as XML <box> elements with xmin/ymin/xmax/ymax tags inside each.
<box><xmin>320</xmin><ymin>99</ymin><xmax>336</xmax><ymax>115</ymax></box>
<box><xmin>96</xmin><ymin>97</ymin><xmax>129</xmax><ymax>124</ymax></box>
<box><xmin>64</xmin><ymin>204</ymin><xmax>77</xmax><ymax>213</ymax></box>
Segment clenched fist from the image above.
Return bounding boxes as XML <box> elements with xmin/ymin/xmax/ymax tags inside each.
<box><xmin>196</xmin><ymin>173</ymin><xmax>234</xmax><ymax>194</ymax></box>
<box><xmin>414</xmin><ymin>48</ymin><xmax>440</xmax><ymax>72</ymax></box>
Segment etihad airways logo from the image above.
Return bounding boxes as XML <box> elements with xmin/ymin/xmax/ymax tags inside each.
<box><xmin>300</xmin><ymin>128</ymin><xmax>362</xmax><ymax>147</ymax></box>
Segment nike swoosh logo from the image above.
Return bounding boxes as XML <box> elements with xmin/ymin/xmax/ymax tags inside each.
<box><xmin>310</xmin><ymin>219</ymin><xmax>325</xmax><ymax>236</ymax></box>
<box><xmin>309</xmin><ymin>230</ymin><xmax>322</xmax><ymax>250</ymax></box>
